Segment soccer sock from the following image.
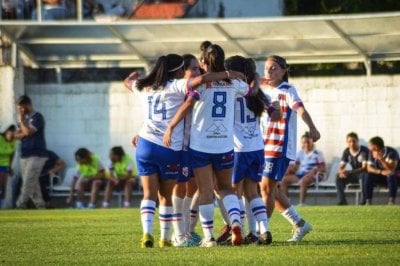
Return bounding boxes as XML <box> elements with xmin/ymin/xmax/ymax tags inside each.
<box><xmin>245</xmin><ymin>198</ymin><xmax>257</xmax><ymax>235</ymax></box>
<box><xmin>238</xmin><ymin>197</ymin><xmax>246</xmax><ymax>234</ymax></box>
<box><xmin>172</xmin><ymin>195</ymin><xmax>185</xmax><ymax>242</ymax></box>
<box><xmin>217</xmin><ymin>197</ymin><xmax>230</xmax><ymax>225</ymax></box>
<box><xmin>183</xmin><ymin>196</ymin><xmax>192</xmax><ymax>234</ymax></box>
<box><xmin>189</xmin><ymin>194</ymin><xmax>199</xmax><ymax>233</ymax></box>
<box><xmin>199</xmin><ymin>203</ymin><xmax>215</xmax><ymax>240</ymax></box>
<box><xmin>159</xmin><ymin>205</ymin><xmax>173</xmax><ymax>241</ymax></box>
<box><xmin>250</xmin><ymin>197</ymin><xmax>269</xmax><ymax>234</ymax></box>
<box><xmin>222</xmin><ymin>194</ymin><xmax>242</xmax><ymax>226</ymax></box>
<box><xmin>281</xmin><ymin>205</ymin><xmax>303</xmax><ymax>227</ymax></box>
<box><xmin>140</xmin><ymin>199</ymin><xmax>156</xmax><ymax>235</ymax></box>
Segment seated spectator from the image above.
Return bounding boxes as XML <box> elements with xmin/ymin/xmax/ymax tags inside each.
<box><xmin>0</xmin><ymin>125</ymin><xmax>16</xmax><ymax>208</ymax></box>
<box><xmin>336</xmin><ymin>132</ymin><xmax>369</xmax><ymax>205</ymax></box>
<box><xmin>39</xmin><ymin>150</ymin><xmax>66</xmax><ymax>208</ymax></box>
<box><xmin>280</xmin><ymin>132</ymin><xmax>326</xmax><ymax>205</ymax></box>
<box><xmin>1</xmin><ymin>0</ymin><xmax>18</xmax><ymax>19</ymax></box>
<box><xmin>66</xmin><ymin>148</ymin><xmax>106</xmax><ymax>209</ymax></box>
<box><xmin>32</xmin><ymin>0</ymin><xmax>68</xmax><ymax>20</ymax></box>
<box><xmin>102</xmin><ymin>146</ymin><xmax>138</xmax><ymax>208</ymax></box>
<box><xmin>365</xmin><ymin>136</ymin><xmax>399</xmax><ymax>205</ymax></box>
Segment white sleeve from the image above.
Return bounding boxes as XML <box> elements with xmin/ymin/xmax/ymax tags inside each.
<box><xmin>286</xmin><ymin>86</ymin><xmax>303</xmax><ymax>111</ymax></box>
<box><xmin>234</xmin><ymin>80</ymin><xmax>250</xmax><ymax>96</ymax></box>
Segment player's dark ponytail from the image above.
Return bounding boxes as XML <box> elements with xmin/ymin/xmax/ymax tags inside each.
<box><xmin>204</xmin><ymin>44</ymin><xmax>230</xmax><ymax>83</ymax></box>
<box><xmin>136</xmin><ymin>54</ymin><xmax>184</xmax><ymax>91</ymax></box>
<box><xmin>225</xmin><ymin>56</ymin><xmax>267</xmax><ymax>117</ymax></box>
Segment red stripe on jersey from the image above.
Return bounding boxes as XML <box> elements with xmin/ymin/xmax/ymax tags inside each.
<box><xmin>265</xmin><ymin>151</ymin><xmax>282</xmax><ymax>157</ymax></box>
<box><xmin>265</xmin><ymin>139</ymin><xmax>284</xmax><ymax>146</ymax></box>
<box><xmin>266</xmin><ymin>127</ymin><xmax>286</xmax><ymax>136</ymax></box>
<box><xmin>279</xmin><ymin>94</ymin><xmax>286</xmax><ymax>101</ymax></box>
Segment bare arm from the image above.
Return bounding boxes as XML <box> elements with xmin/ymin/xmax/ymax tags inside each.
<box><xmin>163</xmin><ymin>96</ymin><xmax>197</xmax><ymax>147</ymax></box>
<box><xmin>66</xmin><ymin>177</ymin><xmax>78</xmax><ymax>203</ymax></box>
<box><xmin>190</xmin><ymin>70</ymin><xmax>244</xmax><ymax>88</ymax></box>
<box><xmin>297</xmin><ymin>106</ymin><xmax>320</xmax><ymax>142</ymax></box>
<box><xmin>48</xmin><ymin>159</ymin><xmax>66</xmax><ymax>176</ymax></box>
<box><xmin>123</xmin><ymin>72</ymin><xmax>140</xmax><ymax>92</ymax></box>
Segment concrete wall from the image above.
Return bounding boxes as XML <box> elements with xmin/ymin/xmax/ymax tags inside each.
<box><xmin>26</xmin><ymin>83</ymin><xmax>144</xmax><ymax>168</ymax></box>
<box><xmin>0</xmin><ymin>66</ymin><xmax>24</xmax><ymax>132</ymax></box>
<box><xmin>25</xmin><ymin>75</ymin><xmax>400</xmax><ymax>169</ymax></box>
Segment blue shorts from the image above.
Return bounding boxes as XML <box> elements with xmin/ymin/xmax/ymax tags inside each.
<box><xmin>178</xmin><ymin>151</ymin><xmax>194</xmax><ymax>183</ymax></box>
<box><xmin>232</xmin><ymin>150</ymin><xmax>265</xmax><ymax>184</ymax></box>
<box><xmin>263</xmin><ymin>157</ymin><xmax>291</xmax><ymax>181</ymax></box>
<box><xmin>136</xmin><ymin>137</ymin><xmax>182</xmax><ymax>180</ymax></box>
<box><xmin>189</xmin><ymin>148</ymin><xmax>234</xmax><ymax>171</ymax></box>
<box><xmin>0</xmin><ymin>166</ymin><xmax>9</xmax><ymax>173</ymax></box>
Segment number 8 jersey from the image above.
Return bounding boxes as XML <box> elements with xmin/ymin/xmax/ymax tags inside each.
<box><xmin>189</xmin><ymin>79</ymin><xmax>251</xmax><ymax>154</ymax></box>
<box><xmin>134</xmin><ymin>79</ymin><xmax>189</xmax><ymax>151</ymax></box>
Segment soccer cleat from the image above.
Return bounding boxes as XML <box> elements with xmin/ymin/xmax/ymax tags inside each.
<box><xmin>216</xmin><ymin>225</ymin><xmax>231</xmax><ymax>244</ymax></box>
<box><xmin>200</xmin><ymin>238</ymin><xmax>217</xmax><ymax>247</ymax></box>
<box><xmin>287</xmin><ymin>222</ymin><xmax>312</xmax><ymax>242</ymax></box>
<box><xmin>244</xmin><ymin>233</ymin><xmax>259</xmax><ymax>245</ymax></box>
<box><xmin>141</xmin><ymin>233</ymin><xmax>154</xmax><ymax>248</ymax></box>
<box><xmin>75</xmin><ymin>201</ymin><xmax>84</xmax><ymax>209</ymax></box>
<box><xmin>188</xmin><ymin>232</ymin><xmax>202</xmax><ymax>246</ymax></box>
<box><xmin>159</xmin><ymin>239</ymin><xmax>173</xmax><ymax>248</ymax></box>
<box><xmin>87</xmin><ymin>203</ymin><xmax>96</xmax><ymax>209</ymax></box>
<box><xmin>258</xmin><ymin>231</ymin><xmax>272</xmax><ymax>245</ymax></box>
<box><xmin>231</xmin><ymin>222</ymin><xmax>243</xmax><ymax>246</ymax></box>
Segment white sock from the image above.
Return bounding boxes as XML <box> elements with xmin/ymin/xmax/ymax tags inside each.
<box><xmin>217</xmin><ymin>197</ymin><xmax>230</xmax><ymax>225</ymax></box>
<box><xmin>183</xmin><ymin>196</ymin><xmax>192</xmax><ymax>234</ymax></box>
<box><xmin>140</xmin><ymin>199</ymin><xmax>156</xmax><ymax>235</ymax></box>
<box><xmin>159</xmin><ymin>205</ymin><xmax>173</xmax><ymax>241</ymax></box>
<box><xmin>189</xmin><ymin>193</ymin><xmax>200</xmax><ymax>233</ymax></box>
<box><xmin>245</xmin><ymin>198</ymin><xmax>257</xmax><ymax>235</ymax></box>
<box><xmin>102</xmin><ymin>201</ymin><xmax>109</xmax><ymax>208</ymax></box>
<box><xmin>222</xmin><ymin>194</ymin><xmax>241</xmax><ymax>226</ymax></box>
<box><xmin>250</xmin><ymin>197</ymin><xmax>269</xmax><ymax>234</ymax></box>
<box><xmin>199</xmin><ymin>203</ymin><xmax>215</xmax><ymax>240</ymax></box>
<box><xmin>281</xmin><ymin>205</ymin><xmax>302</xmax><ymax>226</ymax></box>
<box><xmin>172</xmin><ymin>195</ymin><xmax>185</xmax><ymax>242</ymax></box>
<box><xmin>238</xmin><ymin>198</ymin><xmax>246</xmax><ymax>234</ymax></box>
<box><xmin>123</xmin><ymin>201</ymin><xmax>130</xmax><ymax>208</ymax></box>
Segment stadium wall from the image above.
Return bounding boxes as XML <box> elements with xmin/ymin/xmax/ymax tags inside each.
<box><xmin>25</xmin><ymin>75</ymin><xmax>400</xmax><ymax>168</ymax></box>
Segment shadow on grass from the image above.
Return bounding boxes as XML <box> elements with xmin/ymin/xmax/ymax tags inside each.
<box><xmin>271</xmin><ymin>238</ymin><xmax>400</xmax><ymax>247</ymax></box>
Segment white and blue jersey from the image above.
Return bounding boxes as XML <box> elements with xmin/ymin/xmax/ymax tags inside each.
<box><xmin>189</xmin><ymin>79</ymin><xmax>251</xmax><ymax>154</ymax></box>
<box><xmin>294</xmin><ymin>149</ymin><xmax>325</xmax><ymax>178</ymax></box>
<box><xmin>133</xmin><ymin>79</ymin><xmax>189</xmax><ymax>151</ymax></box>
<box><xmin>232</xmin><ymin>95</ymin><xmax>265</xmax><ymax>184</ymax></box>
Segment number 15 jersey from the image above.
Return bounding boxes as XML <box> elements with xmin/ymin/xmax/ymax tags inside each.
<box><xmin>189</xmin><ymin>79</ymin><xmax>250</xmax><ymax>154</ymax></box>
<box><xmin>134</xmin><ymin>79</ymin><xmax>189</xmax><ymax>151</ymax></box>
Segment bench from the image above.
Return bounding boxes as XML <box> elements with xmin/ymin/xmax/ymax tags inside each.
<box><xmin>50</xmin><ymin>168</ymin><xmax>143</xmax><ymax>207</ymax></box>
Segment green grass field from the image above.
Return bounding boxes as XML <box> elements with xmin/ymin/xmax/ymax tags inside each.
<box><xmin>1</xmin><ymin>206</ymin><xmax>399</xmax><ymax>265</ymax></box>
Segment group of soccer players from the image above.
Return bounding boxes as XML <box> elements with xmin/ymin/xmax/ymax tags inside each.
<box><xmin>123</xmin><ymin>41</ymin><xmax>320</xmax><ymax>248</ymax></box>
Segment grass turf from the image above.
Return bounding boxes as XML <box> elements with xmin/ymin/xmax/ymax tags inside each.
<box><xmin>0</xmin><ymin>206</ymin><xmax>399</xmax><ymax>265</ymax></box>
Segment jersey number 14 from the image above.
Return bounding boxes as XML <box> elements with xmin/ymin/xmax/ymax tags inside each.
<box><xmin>148</xmin><ymin>95</ymin><xmax>167</xmax><ymax>120</ymax></box>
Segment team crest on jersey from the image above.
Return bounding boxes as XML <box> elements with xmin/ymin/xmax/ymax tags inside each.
<box><xmin>206</xmin><ymin>123</ymin><xmax>228</xmax><ymax>138</ymax></box>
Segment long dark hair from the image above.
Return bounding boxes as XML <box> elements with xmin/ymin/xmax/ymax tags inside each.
<box><xmin>1</xmin><ymin>125</ymin><xmax>16</xmax><ymax>137</ymax></box>
<box><xmin>225</xmin><ymin>55</ymin><xmax>268</xmax><ymax>117</ymax></box>
<box><xmin>136</xmin><ymin>54</ymin><xmax>184</xmax><ymax>91</ymax></box>
<box><xmin>182</xmin><ymin>54</ymin><xmax>197</xmax><ymax>70</ymax></box>
<box><xmin>203</xmin><ymin>44</ymin><xmax>231</xmax><ymax>83</ymax></box>
<box><xmin>267</xmin><ymin>55</ymin><xmax>289</xmax><ymax>82</ymax></box>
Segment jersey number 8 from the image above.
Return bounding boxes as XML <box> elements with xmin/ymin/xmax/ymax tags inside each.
<box><xmin>212</xmin><ymin>91</ymin><xmax>226</xmax><ymax>118</ymax></box>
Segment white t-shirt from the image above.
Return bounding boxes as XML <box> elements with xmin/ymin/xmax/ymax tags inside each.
<box><xmin>261</xmin><ymin>82</ymin><xmax>303</xmax><ymax>160</ymax></box>
<box><xmin>233</xmin><ymin>95</ymin><xmax>264</xmax><ymax>152</ymax></box>
<box><xmin>133</xmin><ymin>79</ymin><xmax>189</xmax><ymax>151</ymax></box>
<box><xmin>295</xmin><ymin>149</ymin><xmax>325</xmax><ymax>176</ymax></box>
<box><xmin>190</xmin><ymin>79</ymin><xmax>250</xmax><ymax>154</ymax></box>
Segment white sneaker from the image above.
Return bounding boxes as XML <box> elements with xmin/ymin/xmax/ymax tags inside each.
<box><xmin>200</xmin><ymin>238</ymin><xmax>217</xmax><ymax>247</ymax></box>
<box><xmin>287</xmin><ymin>222</ymin><xmax>312</xmax><ymax>242</ymax></box>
